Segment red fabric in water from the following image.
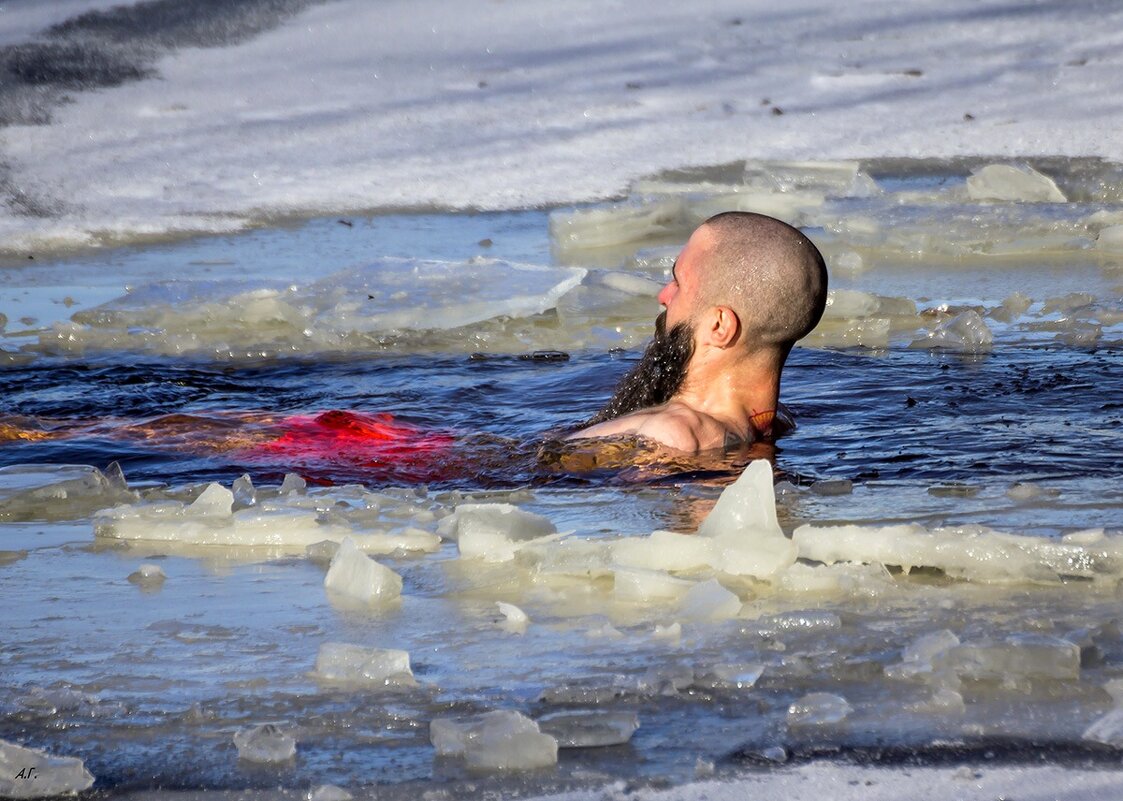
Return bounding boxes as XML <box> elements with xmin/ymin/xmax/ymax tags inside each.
<box><xmin>252</xmin><ymin>410</ymin><xmax>456</xmax><ymax>481</ymax></box>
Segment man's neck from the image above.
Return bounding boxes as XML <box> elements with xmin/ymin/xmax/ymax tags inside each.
<box><xmin>674</xmin><ymin>352</ymin><xmax>782</xmax><ymax>439</ymax></box>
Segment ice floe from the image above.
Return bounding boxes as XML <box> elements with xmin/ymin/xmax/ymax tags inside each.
<box><xmin>312</xmin><ymin>643</ymin><xmax>415</xmax><ymax>687</ymax></box>
<box><xmin>430</xmin><ymin>710</ymin><xmax>558</xmax><ymax>771</ymax></box>
<box><xmin>233</xmin><ymin>724</ymin><xmax>296</xmax><ymax>763</ymax></box>
<box><xmin>0</xmin><ymin>738</ymin><xmax>94</xmax><ymax>798</ymax></box>
<box><xmin>323</xmin><ymin>537</ymin><xmax>403</xmax><ymax>606</ymax></box>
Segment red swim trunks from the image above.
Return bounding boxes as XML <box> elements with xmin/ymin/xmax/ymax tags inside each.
<box><xmin>249</xmin><ymin>410</ymin><xmax>457</xmax><ymax>483</ymax></box>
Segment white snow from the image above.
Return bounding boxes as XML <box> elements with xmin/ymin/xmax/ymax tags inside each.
<box><xmin>7</xmin><ymin>0</ymin><xmax>1123</xmax><ymax>251</ymax></box>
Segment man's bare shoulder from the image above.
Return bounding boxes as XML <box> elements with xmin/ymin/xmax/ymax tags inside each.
<box><xmin>567</xmin><ymin>403</ymin><xmax>706</xmax><ymax>453</ymax></box>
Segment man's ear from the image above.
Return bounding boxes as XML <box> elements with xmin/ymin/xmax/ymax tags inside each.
<box><xmin>705</xmin><ymin>305</ymin><xmax>741</xmax><ymax>348</ymax></box>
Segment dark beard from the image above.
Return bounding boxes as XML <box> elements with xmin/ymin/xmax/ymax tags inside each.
<box><xmin>581</xmin><ymin>312</ymin><xmax>695</xmax><ymax>427</ymax></box>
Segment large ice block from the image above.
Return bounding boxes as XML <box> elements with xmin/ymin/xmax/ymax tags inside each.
<box><xmin>966</xmin><ymin>164</ymin><xmax>1067</xmax><ymax>203</ymax></box>
<box><xmin>233</xmin><ymin>724</ymin><xmax>296</xmax><ymax>763</ymax></box>
<box><xmin>0</xmin><ymin>464</ymin><xmax>136</xmax><ymax>522</ymax></box>
<box><xmin>0</xmin><ymin>739</ymin><xmax>94</xmax><ymax>798</ymax></box>
<box><xmin>430</xmin><ymin>710</ymin><xmax>558</xmax><ymax>771</ymax></box>
<box><xmin>697</xmin><ymin>460</ymin><xmax>797</xmax><ymax>579</ymax></box>
<box><xmin>323</xmin><ymin>537</ymin><xmax>403</xmax><ymax>605</ymax></box>
<box><xmin>536</xmin><ymin>710</ymin><xmax>639</xmax><ymax>747</ymax></box>
<box><xmin>312</xmin><ymin>642</ymin><xmax>414</xmax><ymax>686</ymax></box>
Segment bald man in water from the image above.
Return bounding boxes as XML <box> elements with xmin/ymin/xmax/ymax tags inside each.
<box><xmin>568</xmin><ymin>211</ymin><xmax>828</xmax><ymax>453</ymax></box>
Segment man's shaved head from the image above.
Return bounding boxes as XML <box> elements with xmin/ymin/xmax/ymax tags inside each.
<box><xmin>693</xmin><ymin>211</ymin><xmax>827</xmax><ymax>354</ymax></box>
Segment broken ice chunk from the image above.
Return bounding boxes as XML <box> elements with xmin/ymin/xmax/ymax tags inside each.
<box><xmin>1096</xmin><ymin>225</ymin><xmax>1123</xmax><ymax>252</ymax></box>
<box><xmin>652</xmin><ymin>622</ymin><xmax>682</xmax><ymax>642</ymax></box>
<box><xmin>697</xmin><ymin>663</ymin><xmax>765</xmax><ymax>690</ymax></box>
<box><xmin>496</xmin><ymin>601</ymin><xmax>529</xmax><ymax>634</ymax></box>
<box><xmin>988</xmin><ymin>292</ymin><xmax>1032</xmax><ymax>323</ymax></box>
<box><xmin>787</xmin><ymin>692</ymin><xmax>852</xmax><ymax>726</ymax></box>
<box><xmin>936</xmin><ymin>635</ymin><xmax>1080</xmax><ymax>682</ymax></box>
<box><xmin>886</xmin><ymin>629</ymin><xmax>960</xmax><ymax>680</ymax></box>
<box><xmin>232</xmin><ymin>474</ymin><xmax>257</xmax><ymax>507</ymax></box>
<box><xmin>548</xmin><ymin>199</ymin><xmax>687</xmax><ymax>253</ymax></box>
<box><xmin>280</xmin><ymin>473</ymin><xmax>307</xmax><ymax>494</ymax></box>
<box><xmin>697</xmin><ymin>460</ymin><xmax>796</xmax><ymax>579</ymax></box>
<box><xmin>613</xmin><ymin>567</ymin><xmax>693</xmax><ymax>603</ymax></box>
<box><xmin>911</xmin><ymin>310</ymin><xmax>993</xmax><ymax>352</ymax></box>
<box><xmin>0</xmin><ymin>464</ymin><xmax>136</xmax><ymax>522</ymax></box>
<box><xmin>307</xmin><ymin>785</ymin><xmax>352</xmax><ymax>801</ymax></box>
<box><xmin>809</xmin><ymin>479</ymin><xmax>852</xmax><ymax>496</ymax></box>
<box><xmin>536</xmin><ymin>710</ymin><xmax>639</xmax><ymax>747</ymax></box>
<box><xmin>612</xmin><ymin>530</ymin><xmax>715</xmax><ymax>572</ymax></box>
<box><xmin>907</xmin><ymin>688</ymin><xmax>966</xmax><ymax>715</ymax></box>
<box><xmin>430</xmin><ymin>710</ymin><xmax>558</xmax><ymax>771</ymax></box>
<box><xmin>233</xmin><ymin>724</ymin><xmax>296</xmax><ymax>763</ymax></box>
<box><xmin>1083</xmin><ymin>708</ymin><xmax>1123</xmax><ymax>747</ymax></box>
<box><xmin>127</xmin><ymin>563</ymin><xmax>166</xmax><ymax>589</ymax></box>
<box><xmin>323</xmin><ymin>537</ymin><xmax>403</xmax><ymax>605</ymax></box>
<box><xmin>188</xmin><ymin>483</ymin><xmax>234</xmax><ymax>517</ymax></box>
<box><xmin>0</xmin><ymin>738</ymin><xmax>95</xmax><ymax>798</ymax></box>
<box><xmin>679</xmin><ymin>578</ymin><xmax>741</xmax><ymax>622</ymax></box>
<box><xmin>439</xmin><ymin>503</ymin><xmax>556</xmax><ymax>542</ymax></box>
<box><xmin>966</xmin><ymin>164</ymin><xmax>1067</xmax><ymax>203</ymax></box>
<box><xmin>743</xmin><ymin>159</ymin><xmax>880</xmax><ymax>197</ymax></box>
<box><xmin>312</xmin><ymin>643</ymin><xmax>414</xmax><ymax>686</ymax></box>
<box><xmin>305</xmin><ymin>539</ymin><xmax>340</xmax><ymax>565</ymax></box>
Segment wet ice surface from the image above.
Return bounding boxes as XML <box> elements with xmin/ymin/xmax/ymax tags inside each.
<box><xmin>1</xmin><ymin>160</ymin><xmax>1122</xmax><ymax>796</ymax></box>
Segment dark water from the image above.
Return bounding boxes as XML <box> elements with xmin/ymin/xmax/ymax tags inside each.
<box><xmin>1</xmin><ymin>344</ymin><xmax>1119</xmax><ymax>489</ymax></box>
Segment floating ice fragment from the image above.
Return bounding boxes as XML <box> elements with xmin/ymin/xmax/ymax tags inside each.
<box><xmin>777</xmin><ymin>562</ymin><xmax>893</xmax><ymax>595</ymax></box>
<box><xmin>430</xmin><ymin>710</ymin><xmax>558</xmax><ymax>771</ymax></box>
<box><xmin>988</xmin><ymin>292</ymin><xmax>1033</xmax><ymax>323</ymax></box>
<box><xmin>307</xmin><ymin>785</ymin><xmax>352</xmax><ymax>801</ymax></box>
<box><xmin>697</xmin><ymin>460</ymin><xmax>796</xmax><ymax>579</ymax></box>
<box><xmin>549</xmin><ymin>199</ymin><xmax>686</xmax><ymax>253</ymax></box>
<box><xmin>794</xmin><ymin>521</ymin><xmax>1123</xmax><ymax>584</ymax></box>
<box><xmin>188</xmin><ymin>483</ymin><xmax>234</xmax><ymax>517</ymax></box>
<box><xmin>442</xmin><ymin>503</ymin><xmax>561</xmax><ymax>562</ymax></box>
<box><xmin>679</xmin><ymin>578</ymin><xmax>741</xmax><ymax>622</ymax></box>
<box><xmin>232</xmin><ymin>474</ymin><xmax>257</xmax><ymax>507</ymax></box>
<box><xmin>809</xmin><ymin>478</ymin><xmax>852</xmax><ymax>496</ymax></box>
<box><xmin>233</xmin><ymin>723</ymin><xmax>296</xmax><ymax>763</ymax></box>
<box><xmin>966</xmin><ymin>164</ymin><xmax>1067</xmax><ymax>203</ymax></box>
<box><xmin>0</xmin><ymin>464</ymin><xmax>136</xmax><ymax>521</ymax></box>
<box><xmin>537</xmin><ymin>710</ymin><xmax>639</xmax><ymax>748</ymax></box>
<box><xmin>936</xmin><ymin>635</ymin><xmax>1080</xmax><ymax>682</ymax></box>
<box><xmin>1083</xmin><ymin>709</ymin><xmax>1123</xmax><ymax>747</ymax></box>
<box><xmin>823</xmin><ymin>289</ymin><xmax>880</xmax><ymax>319</ymax></box>
<box><xmin>886</xmin><ymin>630</ymin><xmax>960</xmax><ymax>681</ymax></box>
<box><xmin>787</xmin><ymin>692</ymin><xmax>852</xmax><ymax>726</ymax></box>
<box><xmin>613</xmin><ymin>568</ymin><xmax>693</xmax><ymax>603</ymax></box>
<box><xmin>439</xmin><ymin>503</ymin><xmax>555</xmax><ymax>542</ymax></box>
<box><xmin>312</xmin><ymin>642</ymin><xmax>414</xmax><ymax>686</ymax></box>
<box><xmin>907</xmin><ymin>688</ymin><xmax>966</xmax><ymax>715</ymax></box>
<box><xmin>612</xmin><ymin>530</ymin><xmax>714</xmax><ymax>572</ymax></box>
<box><xmin>831</xmin><ymin>251</ymin><xmax>866</xmax><ymax>276</ymax></box>
<box><xmin>911</xmin><ymin>310</ymin><xmax>993</xmax><ymax>352</ymax></box>
<box><xmin>586</xmin><ymin>621</ymin><xmax>625</xmax><ymax>640</ymax></box>
<box><xmin>652</xmin><ymin>622</ymin><xmax>681</xmax><ymax>642</ymax></box>
<box><xmin>0</xmin><ymin>738</ymin><xmax>95</xmax><ymax>798</ymax></box>
<box><xmin>127</xmin><ymin>563</ymin><xmax>166</xmax><ymax>588</ymax></box>
<box><xmin>280</xmin><ymin>473</ymin><xmax>307</xmax><ymax>494</ymax></box>
<box><xmin>743</xmin><ymin>160</ymin><xmax>879</xmax><ymax>197</ymax></box>
<box><xmin>699</xmin><ymin>663</ymin><xmax>765</xmax><ymax>690</ymax></box>
<box><xmin>496</xmin><ymin>601</ymin><xmax>529</xmax><ymax>634</ymax></box>
<box><xmin>305</xmin><ymin>540</ymin><xmax>339</xmax><ymax>565</ymax></box>
<box><xmin>1096</xmin><ymin>225</ymin><xmax>1123</xmax><ymax>252</ymax></box>
<box><xmin>1006</xmin><ymin>482</ymin><xmax>1060</xmax><ymax>502</ymax></box>
<box><xmin>323</xmin><ymin>537</ymin><xmax>403</xmax><ymax>606</ymax></box>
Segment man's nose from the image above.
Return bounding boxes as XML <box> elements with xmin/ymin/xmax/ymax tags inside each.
<box><xmin>657</xmin><ymin>281</ymin><xmax>674</xmax><ymax>306</ymax></box>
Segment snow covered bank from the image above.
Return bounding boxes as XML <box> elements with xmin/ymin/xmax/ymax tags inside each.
<box><xmin>4</xmin><ymin>0</ymin><xmax>1123</xmax><ymax>252</ymax></box>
